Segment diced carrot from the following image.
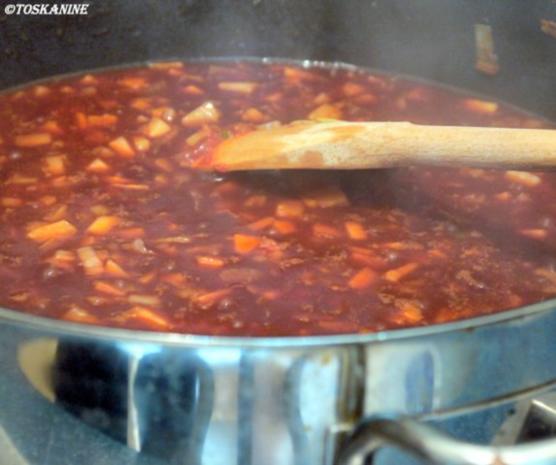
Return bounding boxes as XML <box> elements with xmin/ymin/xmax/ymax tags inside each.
<box><xmin>143</xmin><ymin>117</ymin><xmax>171</xmax><ymax>138</ymax></box>
<box><xmin>181</xmin><ymin>85</ymin><xmax>204</xmax><ymax>95</ymax></box>
<box><xmin>139</xmin><ymin>271</ymin><xmax>157</xmax><ymax>284</ymax></box>
<box><xmin>6</xmin><ymin>174</ymin><xmax>37</xmax><ymax>185</ymax></box>
<box><xmin>43</xmin><ymin>155</ymin><xmax>66</xmax><ymax>176</ymax></box>
<box><xmin>118</xmin><ymin>77</ymin><xmax>147</xmax><ymax>90</ymax></box>
<box><xmin>94</xmin><ymin>281</ymin><xmax>127</xmax><ymax>297</ymax></box>
<box><xmin>116</xmin><ymin>227</ymin><xmax>145</xmax><ymax>239</ymax></box>
<box><xmin>348</xmin><ymin>267</ymin><xmax>377</xmax><ymax>289</ymax></box>
<box><xmin>80</xmin><ymin>74</ymin><xmax>98</xmax><ymax>85</ymax></box>
<box><xmin>345</xmin><ymin>221</ymin><xmax>367</xmax><ymax>240</ymax></box>
<box><xmin>119</xmin><ymin>306</ymin><xmax>170</xmax><ymax>330</ymax></box>
<box><xmin>246</xmin><ymin>287</ymin><xmax>280</xmax><ymax>301</ymax></box>
<box><xmin>181</xmin><ymin>101</ymin><xmax>221</xmax><ymax>127</ymax></box>
<box><xmin>49</xmin><ymin>249</ymin><xmax>76</xmax><ymax>270</ymax></box>
<box><xmin>33</xmin><ymin>85</ymin><xmax>51</xmax><ymax>97</ymax></box>
<box><xmin>308</xmin><ymin>104</ymin><xmax>342</xmax><ymax>120</ymax></box>
<box><xmin>151</xmin><ymin>106</ymin><xmax>176</xmax><ymax>120</ymax></box>
<box><xmin>276</xmin><ymin>200</ymin><xmax>304</xmax><ymax>218</ymax></box>
<box><xmin>218</xmin><ymin>82</ymin><xmax>257</xmax><ymax>94</ymax></box>
<box><xmin>153</xmin><ymin>158</ymin><xmax>173</xmax><ymax>172</ymax></box>
<box><xmin>196</xmin><ymin>256</ymin><xmax>226</xmax><ymax>268</ymax></box>
<box><xmin>107</xmin><ymin>175</ymin><xmax>132</xmax><ymax>184</ymax></box>
<box><xmin>154</xmin><ymin>174</ymin><xmax>168</xmax><ymax>185</ymax></box>
<box><xmin>89</xmin><ymin>205</ymin><xmax>109</xmax><ymax>216</ymax></box>
<box><xmin>342</xmin><ymin>82</ymin><xmax>366</xmax><ymax>97</ymax></box>
<box><xmin>265</xmin><ymin>92</ymin><xmax>283</xmax><ymax>103</ymax></box>
<box><xmin>130</xmin><ymin>97</ymin><xmax>151</xmax><ymax>110</ymax></box>
<box><xmin>128</xmin><ymin>294</ymin><xmax>161</xmax><ymax>306</ymax></box>
<box><xmin>312</xmin><ymin>223</ymin><xmax>341</xmax><ymax>239</ymax></box>
<box><xmin>112</xmin><ymin>183</ymin><xmax>149</xmax><ymax>191</ymax></box>
<box><xmin>108</xmin><ymin>136</ymin><xmax>135</xmax><ymax>158</ymax></box>
<box><xmin>77</xmin><ymin>246</ymin><xmax>104</xmax><ymax>276</ymax></box>
<box><xmin>91</xmin><ymin>146</ymin><xmax>114</xmax><ymax>159</ymax></box>
<box><xmin>60</xmin><ymin>86</ymin><xmax>75</xmax><ymax>95</ymax></box>
<box><xmin>384</xmin><ymin>262</ymin><xmax>419</xmax><ymax>282</ymax></box>
<box><xmin>75</xmin><ymin>112</ymin><xmax>88</xmax><ymax>129</ymax></box>
<box><xmin>383</xmin><ymin>242</ymin><xmax>407</xmax><ymax>250</ymax></box>
<box><xmin>520</xmin><ymin>228</ymin><xmax>548</xmax><ymax>240</ymax></box>
<box><xmin>428</xmin><ymin>249</ymin><xmax>448</xmax><ymax>260</ymax></box>
<box><xmin>273</xmin><ymin>220</ymin><xmax>296</xmax><ymax>234</ymax></box>
<box><xmin>14</xmin><ymin>133</ymin><xmax>52</xmax><ymax>147</ymax></box>
<box><xmin>495</xmin><ymin>192</ymin><xmax>511</xmax><ymax>201</ymax></box>
<box><xmin>162</xmin><ymin>273</ymin><xmax>187</xmax><ymax>287</ymax></box>
<box><xmin>350</xmin><ymin>248</ymin><xmax>386</xmax><ymax>269</ymax></box>
<box><xmin>155</xmin><ymin>235</ymin><xmax>191</xmax><ymax>244</ymax></box>
<box><xmin>313</xmin><ymin>92</ymin><xmax>331</xmax><ymax>105</ymax></box>
<box><xmin>398</xmin><ymin>301</ymin><xmax>423</xmax><ymax>323</ymax></box>
<box><xmin>52</xmin><ymin>249</ymin><xmax>75</xmax><ymax>260</ymax></box>
<box><xmin>233</xmin><ymin>234</ymin><xmax>261</xmax><ymax>254</ymax></box>
<box><xmin>133</xmin><ymin>136</ymin><xmax>151</xmax><ymax>152</ymax></box>
<box><xmin>195</xmin><ymin>289</ymin><xmax>231</xmax><ymax>309</ymax></box>
<box><xmin>462</xmin><ymin>98</ymin><xmax>498</xmax><ymax>115</ymax></box>
<box><xmin>505</xmin><ymin>171</ymin><xmax>541</xmax><ymax>187</ymax></box>
<box><xmin>241</xmin><ymin>107</ymin><xmax>266</xmax><ymax>123</ymax></box>
<box><xmin>62</xmin><ymin>306</ymin><xmax>98</xmax><ymax>324</ymax></box>
<box><xmin>42</xmin><ymin>120</ymin><xmax>63</xmax><ymax>134</ymax></box>
<box><xmin>28</xmin><ymin>220</ymin><xmax>77</xmax><ymax>243</ymax></box>
<box><xmin>283</xmin><ymin>67</ymin><xmax>317</xmax><ymax>81</ymax></box>
<box><xmin>50</xmin><ymin>176</ymin><xmax>73</xmax><ymax>188</ymax></box>
<box><xmin>104</xmin><ymin>259</ymin><xmax>129</xmax><ymax>278</ymax></box>
<box><xmin>244</xmin><ymin>195</ymin><xmax>267</xmax><ymax>208</ymax></box>
<box><xmin>88</xmin><ymin>114</ymin><xmax>118</xmax><ymax>127</ymax></box>
<box><xmin>87</xmin><ymin>216</ymin><xmax>121</xmax><ymax>235</ymax></box>
<box><xmin>248</xmin><ymin>217</ymin><xmax>275</xmax><ymax>231</ymax></box>
<box><xmin>302</xmin><ymin>186</ymin><xmax>349</xmax><ymax>208</ymax></box>
<box><xmin>87</xmin><ymin>158</ymin><xmax>110</xmax><ymax>173</ymax></box>
<box><xmin>1</xmin><ymin>197</ymin><xmax>23</xmax><ymax>207</ymax></box>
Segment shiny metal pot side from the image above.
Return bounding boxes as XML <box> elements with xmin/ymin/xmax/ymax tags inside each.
<box><xmin>2</xmin><ymin>297</ymin><xmax>556</xmax><ymax>465</ymax></box>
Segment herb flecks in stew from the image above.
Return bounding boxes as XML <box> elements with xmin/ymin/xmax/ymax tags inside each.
<box><xmin>0</xmin><ymin>60</ymin><xmax>555</xmax><ymax>336</ymax></box>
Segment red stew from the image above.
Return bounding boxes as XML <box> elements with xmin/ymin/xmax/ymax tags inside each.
<box><xmin>0</xmin><ymin>60</ymin><xmax>555</xmax><ymax>336</ymax></box>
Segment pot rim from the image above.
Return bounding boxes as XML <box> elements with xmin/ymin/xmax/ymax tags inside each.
<box><xmin>1</xmin><ymin>298</ymin><xmax>554</xmax><ymax>348</ymax></box>
<box><xmin>2</xmin><ymin>56</ymin><xmax>554</xmax><ymax>348</ymax></box>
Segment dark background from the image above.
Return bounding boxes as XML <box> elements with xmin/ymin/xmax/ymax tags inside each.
<box><xmin>1</xmin><ymin>0</ymin><xmax>555</xmax><ymax>118</ymax></box>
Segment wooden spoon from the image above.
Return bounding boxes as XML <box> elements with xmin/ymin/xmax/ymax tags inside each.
<box><xmin>195</xmin><ymin>120</ymin><xmax>556</xmax><ymax>171</ymax></box>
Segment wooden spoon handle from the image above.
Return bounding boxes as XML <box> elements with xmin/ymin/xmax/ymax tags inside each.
<box><xmin>209</xmin><ymin>121</ymin><xmax>556</xmax><ymax>171</ymax></box>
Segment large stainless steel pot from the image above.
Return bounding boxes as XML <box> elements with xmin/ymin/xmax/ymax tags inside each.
<box><xmin>2</xmin><ymin>1</ymin><xmax>556</xmax><ymax>464</ymax></box>
<box><xmin>4</xmin><ymin>299</ymin><xmax>556</xmax><ymax>465</ymax></box>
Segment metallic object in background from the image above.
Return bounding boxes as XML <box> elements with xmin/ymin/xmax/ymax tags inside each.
<box><xmin>338</xmin><ymin>413</ymin><xmax>556</xmax><ymax>465</ymax></box>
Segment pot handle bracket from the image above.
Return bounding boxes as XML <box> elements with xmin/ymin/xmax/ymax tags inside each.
<box><xmin>336</xmin><ymin>414</ymin><xmax>556</xmax><ymax>465</ymax></box>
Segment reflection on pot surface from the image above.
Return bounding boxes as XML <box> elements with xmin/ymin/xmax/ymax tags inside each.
<box><xmin>3</xmin><ymin>298</ymin><xmax>556</xmax><ymax>465</ymax></box>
